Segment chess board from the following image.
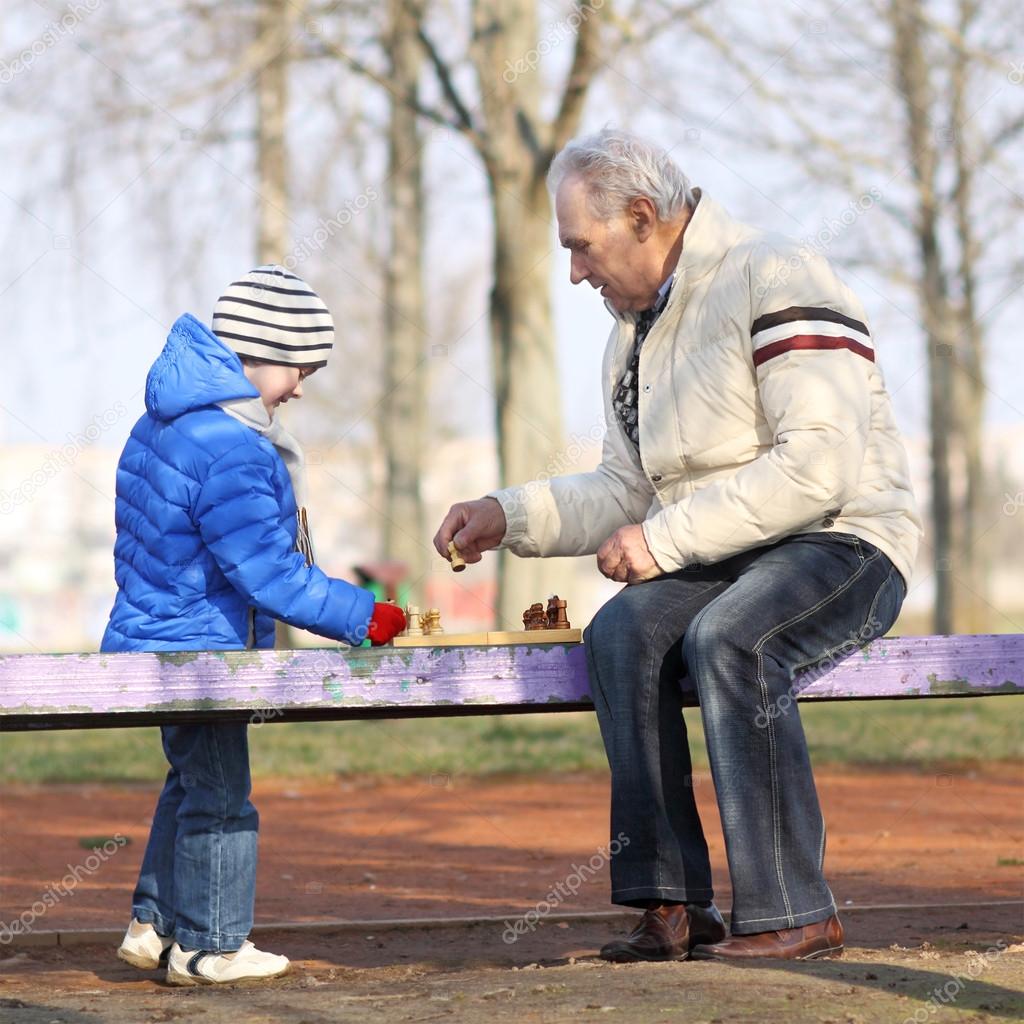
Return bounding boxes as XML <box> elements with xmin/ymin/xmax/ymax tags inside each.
<box><xmin>391</xmin><ymin>628</ymin><xmax>582</xmax><ymax>648</ymax></box>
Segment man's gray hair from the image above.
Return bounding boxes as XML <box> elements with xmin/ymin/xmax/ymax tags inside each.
<box><xmin>548</xmin><ymin>128</ymin><xmax>695</xmax><ymax>222</ymax></box>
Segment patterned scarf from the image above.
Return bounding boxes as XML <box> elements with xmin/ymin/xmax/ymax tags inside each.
<box><xmin>612</xmin><ymin>285</ymin><xmax>673</xmax><ymax>449</ymax></box>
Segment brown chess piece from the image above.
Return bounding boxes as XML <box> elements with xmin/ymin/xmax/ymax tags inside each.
<box><xmin>547</xmin><ymin>595</ymin><xmax>570</xmax><ymax>630</ymax></box>
<box><xmin>523</xmin><ymin>602</ymin><xmax>547</xmax><ymax>630</ymax></box>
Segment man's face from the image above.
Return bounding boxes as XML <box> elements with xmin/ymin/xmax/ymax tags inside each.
<box><xmin>242</xmin><ymin>361</ymin><xmax>317</xmax><ymax>417</ymax></box>
<box><xmin>555</xmin><ymin>174</ymin><xmax>660</xmax><ymax>313</ymax></box>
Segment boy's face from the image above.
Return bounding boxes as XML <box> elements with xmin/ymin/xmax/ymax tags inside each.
<box><xmin>242</xmin><ymin>361</ymin><xmax>317</xmax><ymax>417</ymax></box>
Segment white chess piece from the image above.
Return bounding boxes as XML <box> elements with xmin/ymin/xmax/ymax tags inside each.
<box><xmin>406</xmin><ymin>605</ymin><xmax>424</xmax><ymax>636</ymax></box>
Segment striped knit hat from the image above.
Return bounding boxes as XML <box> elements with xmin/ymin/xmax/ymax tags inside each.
<box><xmin>213</xmin><ymin>265</ymin><xmax>334</xmax><ymax>369</ymax></box>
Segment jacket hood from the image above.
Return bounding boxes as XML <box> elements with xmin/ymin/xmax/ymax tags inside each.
<box><xmin>145</xmin><ymin>314</ymin><xmax>260</xmax><ymax>421</ymax></box>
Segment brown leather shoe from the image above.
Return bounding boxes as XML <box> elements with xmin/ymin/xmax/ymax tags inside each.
<box><xmin>599</xmin><ymin>903</ymin><xmax>727</xmax><ymax>963</ymax></box>
<box><xmin>690</xmin><ymin>913</ymin><xmax>844</xmax><ymax>961</ymax></box>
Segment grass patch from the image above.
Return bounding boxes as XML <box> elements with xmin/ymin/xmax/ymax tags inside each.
<box><xmin>78</xmin><ymin>834</ymin><xmax>131</xmax><ymax>849</ymax></box>
<box><xmin>0</xmin><ymin>695</ymin><xmax>1019</xmax><ymax>784</ymax></box>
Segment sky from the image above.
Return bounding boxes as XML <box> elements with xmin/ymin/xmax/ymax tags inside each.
<box><xmin>2</xmin><ymin>0</ymin><xmax>1022</xmax><ymax>467</ymax></box>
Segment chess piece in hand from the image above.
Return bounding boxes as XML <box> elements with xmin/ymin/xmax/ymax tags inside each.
<box><xmin>434</xmin><ymin>497</ymin><xmax>506</xmax><ymax>567</ymax></box>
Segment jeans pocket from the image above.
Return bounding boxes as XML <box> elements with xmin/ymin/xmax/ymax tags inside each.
<box><xmin>792</xmin><ymin>530</ymin><xmax>866</xmax><ymax>566</ymax></box>
<box><xmin>828</xmin><ymin>532</ymin><xmax>867</xmax><ymax>563</ymax></box>
<box><xmin>863</xmin><ymin>566</ymin><xmax>906</xmax><ymax>639</ymax></box>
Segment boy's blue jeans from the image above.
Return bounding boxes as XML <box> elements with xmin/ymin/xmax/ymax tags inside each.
<box><xmin>132</xmin><ymin>723</ymin><xmax>258</xmax><ymax>952</ymax></box>
<box><xmin>584</xmin><ymin>532</ymin><xmax>906</xmax><ymax>934</ymax></box>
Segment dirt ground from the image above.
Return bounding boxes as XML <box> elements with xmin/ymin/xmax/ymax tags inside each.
<box><xmin>0</xmin><ymin>906</ymin><xmax>1022</xmax><ymax>1024</ymax></box>
<box><xmin>0</xmin><ymin>767</ymin><xmax>1022</xmax><ymax>1022</ymax></box>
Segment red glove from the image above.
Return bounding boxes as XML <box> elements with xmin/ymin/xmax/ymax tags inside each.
<box><xmin>366</xmin><ymin>602</ymin><xmax>407</xmax><ymax>646</ymax></box>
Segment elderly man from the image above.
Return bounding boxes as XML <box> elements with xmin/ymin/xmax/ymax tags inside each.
<box><xmin>434</xmin><ymin>129</ymin><xmax>921</xmax><ymax>962</ymax></box>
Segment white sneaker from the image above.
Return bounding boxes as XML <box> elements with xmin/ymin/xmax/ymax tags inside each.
<box><xmin>166</xmin><ymin>940</ymin><xmax>290</xmax><ymax>986</ymax></box>
<box><xmin>117</xmin><ymin>918</ymin><xmax>174</xmax><ymax>970</ymax></box>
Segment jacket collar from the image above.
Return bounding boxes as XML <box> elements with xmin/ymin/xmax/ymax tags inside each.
<box><xmin>605</xmin><ymin>190</ymin><xmax>752</xmax><ymax>325</ymax></box>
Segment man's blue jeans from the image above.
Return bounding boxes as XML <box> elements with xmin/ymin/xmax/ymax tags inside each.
<box><xmin>583</xmin><ymin>532</ymin><xmax>906</xmax><ymax>935</ymax></box>
<box><xmin>131</xmin><ymin>723</ymin><xmax>258</xmax><ymax>951</ymax></box>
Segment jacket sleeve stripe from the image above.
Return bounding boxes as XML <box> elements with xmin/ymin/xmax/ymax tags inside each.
<box><xmin>752</xmin><ymin>318</ymin><xmax>872</xmax><ymax>350</ymax></box>
<box><xmin>752</xmin><ymin>334</ymin><xmax>876</xmax><ymax>367</ymax></box>
<box><xmin>751</xmin><ymin>304</ymin><xmax>868</xmax><ymax>336</ymax></box>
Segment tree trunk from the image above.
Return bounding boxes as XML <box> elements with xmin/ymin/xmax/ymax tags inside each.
<box><xmin>468</xmin><ymin>0</ymin><xmax>603</xmax><ymax>626</ymax></box>
<box><xmin>381</xmin><ymin>0</ymin><xmax>429</xmax><ymax>588</ymax></box>
<box><xmin>889</xmin><ymin>0</ymin><xmax>956</xmax><ymax>634</ymax></box>
<box><xmin>950</xmin><ymin>0</ymin><xmax>989</xmax><ymax>632</ymax></box>
<box><xmin>256</xmin><ymin>0</ymin><xmax>294</xmax><ymax>264</ymax></box>
<box><xmin>255</xmin><ymin>0</ymin><xmax>297</xmax><ymax>648</ymax></box>
<box><xmin>489</xmin><ymin>177</ymin><xmax>567</xmax><ymax>627</ymax></box>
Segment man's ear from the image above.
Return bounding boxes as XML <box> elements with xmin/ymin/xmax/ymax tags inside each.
<box><xmin>628</xmin><ymin>197</ymin><xmax>658</xmax><ymax>242</ymax></box>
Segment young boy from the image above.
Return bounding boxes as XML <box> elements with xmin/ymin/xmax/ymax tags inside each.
<box><xmin>103</xmin><ymin>266</ymin><xmax>406</xmax><ymax>985</ymax></box>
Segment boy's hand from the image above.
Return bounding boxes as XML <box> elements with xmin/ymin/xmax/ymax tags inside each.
<box><xmin>367</xmin><ymin>603</ymin><xmax>407</xmax><ymax>646</ymax></box>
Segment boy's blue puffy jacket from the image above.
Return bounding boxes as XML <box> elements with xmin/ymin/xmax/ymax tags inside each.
<box><xmin>101</xmin><ymin>314</ymin><xmax>375</xmax><ymax>652</ymax></box>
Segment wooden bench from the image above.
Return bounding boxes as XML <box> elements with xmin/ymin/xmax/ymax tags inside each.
<box><xmin>1</xmin><ymin>634</ymin><xmax>1021</xmax><ymax>731</ymax></box>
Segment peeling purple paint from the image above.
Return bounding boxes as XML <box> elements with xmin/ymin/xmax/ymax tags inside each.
<box><xmin>1</xmin><ymin>635</ymin><xmax>1021</xmax><ymax>729</ymax></box>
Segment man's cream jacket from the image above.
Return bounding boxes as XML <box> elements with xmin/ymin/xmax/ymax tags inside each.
<box><xmin>490</xmin><ymin>192</ymin><xmax>922</xmax><ymax>587</ymax></box>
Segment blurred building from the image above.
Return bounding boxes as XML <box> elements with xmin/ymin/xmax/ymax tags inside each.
<box><xmin>0</xmin><ymin>435</ymin><xmax>617</xmax><ymax>653</ymax></box>
<box><xmin>1</xmin><ymin>426</ymin><xmax>1021</xmax><ymax>653</ymax></box>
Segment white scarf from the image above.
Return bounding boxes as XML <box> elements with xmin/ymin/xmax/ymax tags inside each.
<box><xmin>216</xmin><ymin>396</ymin><xmax>316</xmax><ymax>565</ymax></box>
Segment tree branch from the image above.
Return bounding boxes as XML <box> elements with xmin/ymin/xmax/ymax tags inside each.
<box><xmin>414</xmin><ymin>15</ymin><xmax>484</xmax><ymax>147</ymax></box>
<box><xmin>546</xmin><ymin>0</ymin><xmax>608</xmax><ymax>162</ymax></box>
<box><xmin>307</xmin><ymin>37</ymin><xmax>464</xmax><ymax>136</ymax></box>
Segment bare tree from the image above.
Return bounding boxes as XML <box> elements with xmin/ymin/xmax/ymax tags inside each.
<box><xmin>16</xmin><ymin>0</ymin><xmax>395</xmax><ymax>641</ymax></box>
<box><xmin>947</xmin><ymin>0</ymin><xmax>992</xmax><ymax>633</ymax></box>
<box><xmin>380</xmin><ymin>0</ymin><xmax>429</xmax><ymax>588</ymax></box>
<box><xmin>888</xmin><ymin>0</ymin><xmax>957</xmax><ymax>632</ymax></box>
<box><xmin>638</xmin><ymin>0</ymin><xmax>1024</xmax><ymax>632</ymax></box>
<box><xmin>327</xmin><ymin>0</ymin><xmax>608</xmax><ymax>624</ymax></box>
<box><xmin>255</xmin><ymin>0</ymin><xmax>298</xmax><ymax>263</ymax></box>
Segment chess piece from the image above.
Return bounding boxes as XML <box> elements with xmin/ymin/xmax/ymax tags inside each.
<box><xmin>405</xmin><ymin>605</ymin><xmax>424</xmax><ymax>637</ymax></box>
<box><xmin>546</xmin><ymin>595</ymin><xmax>570</xmax><ymax>630</ymax></box>
<box><xmin>524</xmin><ymin>602</ymin><xmax>547</xmax><ymax>630</ymax></box>
<box><xmin>426</xmin><ymin>608</ymin><xmax>444</xmax><ymax>634</ymax></box>
<box><xmin>448</xmin><ymin>541</ymin><xmax>466</xmax><ymax>572</ymax></box>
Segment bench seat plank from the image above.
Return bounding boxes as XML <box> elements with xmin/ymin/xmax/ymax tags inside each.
<box><xmin>1</xmin><ymin>634</ymin><xmax>1021</xmax><ymax>731</ymax></box>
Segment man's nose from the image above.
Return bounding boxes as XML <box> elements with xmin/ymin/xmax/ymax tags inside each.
<box><xmin>569</xmin><ymin>253</ymin><xmax>587</xmax><ymax>286</ymax></box>
<box><xmin>292</xmin><ymin>380</ymin><xmax>304</xmax><ymax>399</ymax></box>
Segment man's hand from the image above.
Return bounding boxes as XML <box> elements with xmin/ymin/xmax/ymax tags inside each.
<box><xmin>433</xmin><ymin>497</ymin><xmax>507</xmax><ymax>566</ymax></box>
<box><xmin>597</xmin><ymin>524</ymin><xmax>663</xmax><ymax>584</ymax></box>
